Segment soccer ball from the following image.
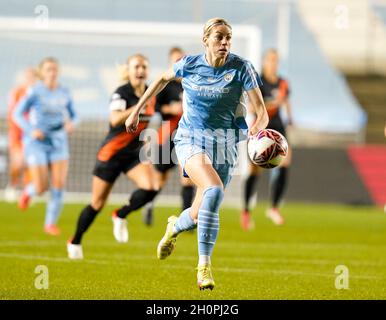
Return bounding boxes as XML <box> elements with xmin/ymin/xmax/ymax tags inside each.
<box><xmin>247</xmin><ymin>129</ymin><xmax>288</xmax><ymax>168</ymax></box>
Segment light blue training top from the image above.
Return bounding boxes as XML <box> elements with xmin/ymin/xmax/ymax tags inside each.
<box><xmin>13</xmin><ymin>81</ymin><xmax>77</xmax><ymax>138</ymax></box>
<box><xmin>173</xmin><ymin>53</ymin><xmax>262</xmax><ymax>141</ymax></box>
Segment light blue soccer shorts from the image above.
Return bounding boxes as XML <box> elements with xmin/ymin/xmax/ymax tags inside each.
<box><xmin>174</xmin><ymin>128</ymin><xmax>239</xmax><ymax>187</ymax></box>
<box><xmin>24</xmin><ymin>130</ymin><xmax>69</xmax><ymax>166</ymax></box>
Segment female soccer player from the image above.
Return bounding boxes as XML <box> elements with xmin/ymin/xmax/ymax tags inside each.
<box><xmin>13</xmin><ymin>57</ymin><xmax>77</xmax><ymax>236</ymax></box>
<box><xmin>241</xmin><ymin>48</ymin><xmax>293</xmax><ymax>229</ymax></box>
<box><xmin>125</xmin><ymin>18</ymin><xmax>269</xmax><ymax>290</ymax></box>
<box><xmin>67</xmin><ymin>54</ymin><xmax>159</xmax><ymax>259</ymax></box>
<box><xmin>142</xmin><ymin>47</ymin><xmax>195</xmax><ymax>226</ymax></box>
<box><xmin>5</xmin><ymin>67</ymin><xmax>37</xmax><ymax>201</ymax></box>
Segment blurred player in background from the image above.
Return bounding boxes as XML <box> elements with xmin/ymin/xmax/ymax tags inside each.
<box><xmin>4</xmin><ymin>67</ymin><xmax>37</xmax><ymax>202</ymax></box>
<box><xmin>13</xmin><ymin>57</ymin><xmax>77</xmax><ymax>235</ymax></box>
<box><xmin>67</xmin><ymin>54</ymin><xmax>160</xmax><ymax>259</ymax></box>
<box><xmin>241</xmin><ymin>48</ymin><xmax>293</xmax><ymax>229</ymax></box>
<box><xmin>142</xmin><ymin>47</ymin><xmax>195</xmax><ymax>226</ymax></box>
<box><xmin>125</xmin><ymin>18</ymin><xmax>268</xmax><ymax>290</ymax></box>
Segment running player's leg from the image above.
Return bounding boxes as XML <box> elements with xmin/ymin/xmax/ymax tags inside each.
<box><xmin>68</xmin><ymin>176</ymin><xmax>113</xmax><ymax>259</ymax></box>
<box><xmin>19</xmin><ymin>164</ymin><xmax>48</xmax><ymax>210</ymax></box>
<box><xmin>267</xmin><ymin>146</ymin><xmax>291</xmax><ymax>225</ymax></box>
<box><xmin>184</xmin><ymin>153</ymin><xmax>224</xmax><ymax>290</ymax></box>
<box><xmin>44</xmin><ymin>159</ymin><xmax>68</xmax><ymax>235</ymax></box>
<box><xmin>142</xmin><ymin>168</ymin><xmax>169</xmax><ymax>226</ymax></box>
<box><xmin>181</xmin><ymin>175</ymin><xmax>195</xmax><ymax>211</ymax></box>
<box><xmin>112</xmin><ymin>163</ymin><xmax>159</xmax><ymax>242</ymax></box>
<box><xmin>43</xmin><ymin>132</ymin><xmax>70</xmax><ymax>234</ymax></box>
<box><xmin>156</xmin><ymin>185</ymin><xmax>201</xmax><ymax>260</ymax></box>
<box><xmin>72</xmin><ymin>176</ymin><xmax>113</xmax><ymax>244</ymax></box>
<box><xmin>71</xmin><ymin>156</ymin><xmax>119</xmax><ymax>246</ymax></box>
<box><xmin>19</xmin><ymin>140</ymin><xmax>49</xmax><ymax>209</ymax></box>
<box><xmin>116</xmin><ymin>163</ymin><xmax>159</xmax><ymax>219</ymax></box>
<box><xmin>241</xmin><ymin>162</ymin><xmax>261</xmax><ymax>230</ymax></box>
<box><xmin>266</xmin><ymin>121</ymin><xmax>290</xmax><ymax>225</ymax></box>
<box><xmin>271</xmin><ymin>147</ymin><xmax>291</xmax><ymax>207</ymax></box>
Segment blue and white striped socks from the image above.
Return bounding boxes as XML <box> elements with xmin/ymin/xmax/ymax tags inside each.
<box><xmin>45</xmin><ymin>188</ymin><xmax>64</xmax><ymax>226</ymax></box>
<box><xmin>173</xmin><ymin>208</ymin><xmax>196</xmax><ymax>235</ymax></box>
<box><xmin>197</xmin><ymin>186</ymin><xmax>224</xmax><ymax>265</ymax></box>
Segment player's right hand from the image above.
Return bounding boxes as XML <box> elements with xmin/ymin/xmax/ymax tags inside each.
<box><xmin>125</xmin><ymin>111</ymin><xmax>139</xmax><ymax>133</ymax></box>
<box><xmin>31</xmin><ymin>129</ymin><xmax>45</xmax><ymax>140</ymax></box>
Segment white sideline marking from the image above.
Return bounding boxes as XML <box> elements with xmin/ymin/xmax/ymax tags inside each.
<box><xmin>1</xmin><ymin>240</ymin><xmax>385</xmax><ymax>268</ymax></box>
<box><xmin>2</xmin><ymin>239</ymin><xmax>386</xmax><ymax>250</ymax></box>
<box><xmin>0</xmin><ymin>252</ymin><xmax>383</xmax><ymax>280</ymax></box>
<box><xmin>0</xmin><ymin>252</ymin><xmax>109</xmax><ymax>265</ymax></box>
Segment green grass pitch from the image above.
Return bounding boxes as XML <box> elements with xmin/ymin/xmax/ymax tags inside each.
<box><xmin>0</xmin><ymin>201</ymin><xmax>385</xmax><ymax>299</ymax></box>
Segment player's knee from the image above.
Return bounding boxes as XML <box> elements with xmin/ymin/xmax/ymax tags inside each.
<box><xmin>132</xmin><ymin>188</ymin><xmax>158</xmax><ymax>203</ymax></box>
<box><xmin>35</xmin><ymin>185</ymin><xmax>48</xmax><ymax>195</ymax></box>
<box><xmin>202</xmin><ymin>185</ymin><xmax>224</xmax><ymax>213</ymax></box>
<box><xmin>137</xmin><ymin>180</ymin><xmax>160</xmax><ymax>191</ymax></box>
<box><xmin>91</xmin><ymin>197</ymin><xmax>106</xmax><ymax>212</ymax></box>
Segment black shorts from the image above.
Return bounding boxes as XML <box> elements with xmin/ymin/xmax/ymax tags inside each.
<box><xmin>93</xmin><ymin>152</ymin><xmax>141</xmax><ymax>184</ymax></box>
<box><xmin>153</xmin><ymin>140</ymin><xmax>177</xmax><ymax>173</ymax></box>
<box><xmin>267</xmin><ymin>116</ymin><xmax>287</xmax><ymax>138</ymax></box>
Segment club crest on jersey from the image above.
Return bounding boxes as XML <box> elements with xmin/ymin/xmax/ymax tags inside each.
<box><xmin>224</xmin><ymin>73</ymin><xmax>233</xmax><ymax>82</ymax></box>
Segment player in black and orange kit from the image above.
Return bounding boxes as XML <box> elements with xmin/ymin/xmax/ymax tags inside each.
<box><xmin>142</xmin><ymin>47</ymin><xmax>195</xmax><ymax>226</ymax></box>
<box><xmin>241</xmin><ymin>48</ymin><xmax>294</xmax><ymax>229</ymax></box>
<box><xmin>67</xmin><ymin>54</ymin><xmax>160</xmax><ymax>259</ymax></box>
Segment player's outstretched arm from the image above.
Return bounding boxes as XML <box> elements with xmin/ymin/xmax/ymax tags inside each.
<box><xmin>125</xmin><ymin>67</ymin><xmax>176</xmax><ymax>132</ymax></box>
<box><xmin>246</xmin><ymin>87</ymin><xmax>269</xmax><ymax>135</ymax></box>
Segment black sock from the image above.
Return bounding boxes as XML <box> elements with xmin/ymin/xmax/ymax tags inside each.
<box><xmin>272</xmin><ymin>167</ymin><xmax>288</xmax><ymax>208</ymax></box>
<box><xmin>71</xmin><ymin>205</ymin><xmax>100</xmax><ymax>244</ymax></box>
<box><xmin>181</xmin><ymin>186</ymin><xmax>195</xmax><ymax>211</ymax></box>
<box><xmin>244</xmin><ymin>174</ymin><xmax>259</xmax><ymax>212</ymax></box>
<box><xmin>117</xmin><ymin>189</ymin><xmax>158</xmax><ymax>219</ymax></box>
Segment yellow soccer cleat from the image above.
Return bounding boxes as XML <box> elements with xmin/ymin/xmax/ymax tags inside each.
<box><xmin>157</xmin><ymin>216</ymin><xmax>178</xmax><ymax>260</ymax></box>
<box><xmin>197</xmin><ymin>264</ymin><xmax>215</xmax><ymax>291</ymax></box>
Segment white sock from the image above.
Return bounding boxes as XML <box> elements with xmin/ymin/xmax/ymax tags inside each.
<box><xmin>198</xmin><ymin>255</ymin><xmax>211</xmax><ymax>266</ymax></box>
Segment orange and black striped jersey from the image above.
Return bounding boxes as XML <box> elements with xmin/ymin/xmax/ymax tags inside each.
<box><xmin>260</xmin><ymin>75</ymin><xmax>290</xmax><ymax>120</ymax></box>
<box><xmin>155</xmin><ymin>80</ymin><xmax>183</xmax><ymax>145</ymax></box>
<box><xmin>97</xmin><ymin>82</ymin><xmax>156</xmax><ymax>162</ymax></box>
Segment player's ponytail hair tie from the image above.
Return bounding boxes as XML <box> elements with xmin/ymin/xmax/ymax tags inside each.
<box><xmin>117</xmin><ymin>53</ymin><xmax>149</xmax><ymax>82</ymax></box>
<box><xmin>203</xmin><ymin>17</ymin><xmax>232</xmax><ymax>37</ymax></box>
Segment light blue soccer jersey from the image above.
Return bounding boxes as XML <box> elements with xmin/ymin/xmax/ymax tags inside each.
<box><xmin>13</xmin><ymin>81</ymin><xmax>77</xmax><ymax>166</ymax></box>
<box><xmin>173</xmin><ymin>53</ymin><xmax>262</xmax><ymax>133</ymax></box>
<box><xmin>13</xmin><ymin>81</ymin><xmax>77</xmax><ymax>137</ymax></box>
<box><xmin>173</xmin><ymin>53</ymin><xmax>263</xmax><ymax>186</ymax></box>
